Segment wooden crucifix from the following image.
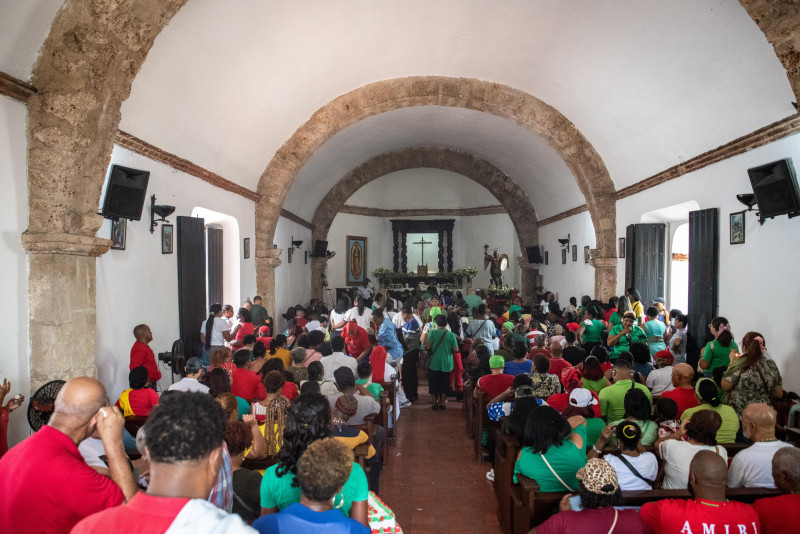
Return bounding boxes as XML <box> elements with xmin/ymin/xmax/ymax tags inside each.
<box><xmin>413</xmin><ymin>236</ymin><xmax>433</xmax><ymax>266</ymax></box>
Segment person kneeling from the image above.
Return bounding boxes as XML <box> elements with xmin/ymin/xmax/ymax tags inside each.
<box><xmin>252</xmin><ymin>438</ymin><xmax>368</xmax><ymax>533</ymax></box>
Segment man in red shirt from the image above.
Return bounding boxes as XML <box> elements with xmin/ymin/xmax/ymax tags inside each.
<box><xmin>0</xmin><ymin>377</ymin><xmax>137</xmax><ymax>533</ymax></box>
<box><xmin>230</xmin><ymin>348</ymin><xmax>266</xmax><ymax>402</ymax></box>
<box><xmin>129</xmin><ymin>323</ymin><xmax>161</xmax><ymax>384</ymax></box>
<box><xmin>660</xmin><ymin>363</ymin><xmax>699</xmax><ymax>418</ymax></box>
<box><xmin>547</xmin><ymin>340</ymin><xmax>573</xmax><ymax>379</ymax></box>
<box><xmin>343</xmin><ymin>320</ymin><xmax>371</xmax><ymax>358</ymax></box>
<box><xmin>474</xmin><ymin>355</ymin><xmax>514</xmax><ymax>401</ymax></box>
<box><xmin>640</xmin><ymin>450</ymin><xmax>760</xmax><ymax>533</ymax></box>
<box><xmin>72</xmin><ymin>391</ymin><xmax>254</xmax><ymax>533</ymax></box>
<box><xmin>753</xmin><ymin>447</ymin><xmax>800</xmax><ymax>533</ymax></box>
<box><xmin>528</xmin><ymin>333</ymin><xmax>551</xmax><ymax>359</ymax></box>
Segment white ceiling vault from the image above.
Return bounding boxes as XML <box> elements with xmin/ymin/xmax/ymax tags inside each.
<box><xmin>2</xmin><ymin>1</ymin><xmax>796</xmax><ymax>219</ymax></box>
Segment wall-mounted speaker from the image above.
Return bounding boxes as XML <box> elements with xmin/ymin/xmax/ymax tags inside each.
<box><xmin>101</xmin><ymin>164</ymin><xmax>150</xmax><ymax>220</ymax></box>
<box><xmin>311</xmin><ymin>239</ymin><xmax>329</xmax><ymax>257</ymax></box>
<box><xmin>526</xmin><ymin>246</ymin><xmax>542</xmax><ymax>264</ymax></box>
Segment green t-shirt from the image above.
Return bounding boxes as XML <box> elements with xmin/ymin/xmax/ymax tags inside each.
<box><xmin>644</xmin><ymin>320</ymin><xmax>667</xmax><ymax>356</ymax></box>
<box><xmin>584</xmin><ymin>418</ymin><xmax>606</xmax><ymax>450</ymax></box>
<box><xmin>260</xmin><ymin>462</ymin><xmax>368</xmax><ymax>515</ymax></box>
<box><xmin>495</xmin><ymin>348</ymin><xmax>514</xmax><ymax>362</ymax></box>
<box><xmin>608</xmin><ymin>418</ymin><xmax>658</xmax><ymax>446</ymax></box>
<box><xmin>513</xmin><ymin>424</ymin><xmax>587</xmax><ymax>491</ymax></box>
<box><xmin>464</xmin><ymin>294</ymin><xmax>483</xmax><ymax>314</ymax></box>
<box><xmin>598</xmin><ymin>380</ymin><xmax>653</xmax><ymax>422</ymax></box>
<box><xmin>608</xmin><ymin>325</ymin><xmax>647</xmax><ymax>354</ymax></box>
<box><xmin>701</xmin><ymin>339</ymin><xmax>739</xmax><ymax>374</ymax></box>
<box><xmin>236</xmin><ymin>396</ymin><xmax>250</xmax><ymax>420</ymax></box>
<box><xmin>581</xmin><ymin>320</ymin><xmax>605</xmax><ymax>343</ymax></box>
<box><xmin>681</xmin><ymin>403</ymin><xmax>740</xmax><ymax>444</ymax></box>
<box><xmin>355</xmin><ymin>378</ymin><xmax>384</xmax><ymax>402</ymax></box>
<box><xmin>582</xmin><ymin>377</ymin><xmax>608</xmax><ymax>396</ymax></box>
<box><xmin>607</xmin><ymin>312</ymin><xmax>622</xmax><ymax>329</ymax></box>
<box><xmin>426</xmin><ymin>328</ymin><xmax>458</xmax><ymax>373</ymax></box>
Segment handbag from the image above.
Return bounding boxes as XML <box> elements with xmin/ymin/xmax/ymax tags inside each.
<box><xmin>424</xmin><ymin>329</ymin><xmax>448</xmax><ymax>369</ymax></box>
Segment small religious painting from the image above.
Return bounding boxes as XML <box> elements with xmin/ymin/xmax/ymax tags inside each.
<box><xmin>346</xmin><ymin>235</ymin><xmax>367</xmax><ymax>285</ymax></box>
<box><xmin>619</xmin><ymin>237</ymin><xmax>626</xmax><ymax>258</ymax></box>
<box><xmin>572</xmin><ymin>244</ymin><xmax>577</xmax><ymax>262</ymax></box>
<box><xmin>730</xmin><ymin>211</ymin><xmax>745</xmax><ymax>244</ymax></box>
<box><xmin>110</xmin><ymin>218</ymin><xmax>126</xmax><ymax>250</ymax></box>
<box><xmin>161</xmin><ymin>224</ymin><xmax>173</xmax><ymax>254</ymax></box>
<box><xmin>243</xmin><ymin>238</ymin><xmax>250</xmax><ymax>259</ymax></box>
<box><xmin>584</xmin><ymin>246</ymin><xmax>590</xmax><ymax>263</ymax></box>
<box><xmin>561</xmin><ymin>248</ymin><xmax>567</xmax><ymax>265</ymax></box>
<box><xmin>544</xmin><ymin>251</ymin><xmax>548</xmax><ymax>265</ymax></box>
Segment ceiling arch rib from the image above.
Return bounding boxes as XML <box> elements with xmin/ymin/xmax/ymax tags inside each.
<box><xmin>311</xmin><ymin>146</ymin><xmax>538</xmax><ymax>251</ymax></box>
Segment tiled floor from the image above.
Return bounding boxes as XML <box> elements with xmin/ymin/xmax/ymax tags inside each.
<box><xmin>378</xmin><ymin>377</ymin><xmax>502</xmax><ymax>534</ymax></box>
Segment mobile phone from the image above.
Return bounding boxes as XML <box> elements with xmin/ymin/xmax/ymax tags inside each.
<box><xmin>569</xmin><ymin>495</ymin><xmax>583</xmax><ymax>511</ymax></box>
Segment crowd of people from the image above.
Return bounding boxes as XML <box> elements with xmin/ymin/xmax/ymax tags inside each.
<box><xmin>0</xmin><ymin>284</ymin><xmax>798</xmax><ymax>533</ymax></box>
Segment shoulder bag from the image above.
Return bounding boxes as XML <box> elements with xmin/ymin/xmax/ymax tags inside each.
<box><xmin>538</xmin><ymin>453</ymin><xmax>577</xmax><ymax>492</ymax></box>
<box><xmin>615</xmin><ymin>454</ymin><xmax>654</xmax><ymax>486</ymax></box>
<box><xmin>424</xmin><ymin>329</ymin><xmax>448</xmax><ymax>369</ymax></box>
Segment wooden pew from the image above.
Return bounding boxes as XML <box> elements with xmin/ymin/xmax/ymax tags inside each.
<box><xmin>512</xmin><ymin>474</ymin><xmax>781</xmax><ymax>534</ymax></box>
<box><xmin>124</xmin><ymin>415</ymin><xmax>148</xmax><ymax>438</ymax></box>
<box><xmin>464</xmin><ymin>383</ymin><xmax>475</xmax><ymax>437</ymax></box>
<box><xmin>494</xmin><ymin>430</ymin><xmax>521</xmax><ymax>534</ymax></box>
<box><xmin>473</xmin><ymin>392</ymin><xmax>492</xmax><ymax>462</ymax></box>
<box><xmin>376</xmin><ymin>379</ymin><xmax>397</xmax><ymax>443</ymax></box>
<box><xmin>786</xmin><ymin>427</ymin><xmax>800</xmax><ymax>446</ymax></box>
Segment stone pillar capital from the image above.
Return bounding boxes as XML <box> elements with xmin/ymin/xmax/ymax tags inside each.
<box><xmin>589</xmin><ymin>255</ymin><xmax>618</xmax><ymax>270</ymax></box>
<box><xmin>517</xmin><ymin>256</ymin><xmax>538</xmax><ymax>269</ymax></box>
<box><xmin>21</xmin><ymin>231</ymin><xmax>111</xmax><ymax>257</ymax></box>
<box><xmin>310</xmin><ymin>256</ymin><xmax>329</xmax><ymax>266</ymax></box>
<box><xmin>257</xmin><ymin>248</ymin><xmax>283</xmax><ymax>269</ymax></box>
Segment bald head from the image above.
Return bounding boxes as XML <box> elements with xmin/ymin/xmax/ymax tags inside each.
<box><xmin>52</xmin><ymin>377</ymin><xmax>108</xmax><ymax>422</ymax></box>
<box><xmin>550</xmin><ymin>341</ymin><xmax>563</xmax><ymax>357</ymax></box>
<box><xmin>773</xmin><ymin>447</ymin><xmax>800</xmax><ymax>493</ymax></box>
<box><xmin>689</xmin><ymin>450</ymin><xmax>728</xmax><ymax>487</ymax></box>
<box><xmin>742</xmin><ymin>403</ymin><xmax>777</xmax><ymax>441</ymax></box>
<box><xmin>672</xmin><ymin>363</ymin><xmax>694</xmax><ymax>387</ymax></box>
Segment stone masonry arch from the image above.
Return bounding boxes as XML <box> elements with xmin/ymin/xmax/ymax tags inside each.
<box><xmin>256</xmin><ymin>76</ymin><xmax>618</xmax><ymax>302</ymax></box>
<box><xmin>309</xmin><ymin>146</ymin><xmax>541</xmax><ymax>299</ymax></box>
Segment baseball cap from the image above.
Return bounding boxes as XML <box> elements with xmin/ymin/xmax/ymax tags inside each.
<box><xmin>569</xmin><ymin>388</ymin><xmax>598</xmax><ymax>407</ymax></box>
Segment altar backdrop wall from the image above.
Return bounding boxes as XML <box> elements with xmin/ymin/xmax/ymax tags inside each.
<box><xmin>326</xmin><ymin>212</ymin><xmax>521</xmax><ymax>298</ymax></box>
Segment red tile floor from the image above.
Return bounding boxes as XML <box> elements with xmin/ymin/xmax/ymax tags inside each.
<box><xmin>378</xmin><ymin>377</ymin><xmax>503</xmax><ymax>534</ymax></box>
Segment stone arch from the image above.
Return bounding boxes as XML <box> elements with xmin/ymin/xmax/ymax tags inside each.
<box><xmin>256</xmin><ymin>76</ymin><xmax>618</xmax><ymax>299</ymax></box>
<box><xmin>311</xmin><ymin>147</ymin><xmax>539</xmax><ymax>249</ymax></box>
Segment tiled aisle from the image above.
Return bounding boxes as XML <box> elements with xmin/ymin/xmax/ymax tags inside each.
<box><xmin>378</xmin><ymin>380</ymin><xmax>503</xmax><ymax>534</ymax></box>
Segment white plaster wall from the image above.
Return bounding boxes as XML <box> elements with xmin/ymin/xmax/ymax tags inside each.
<box><xmin>272</xmin><ymin>218</ymin><xmax>312</xmax><ymax>333</ymax></box>
<box><xmin>326</xmin><ymin>212</ymin><xmax>521</xmax><ymax>295</ymax></box>
<box><xmin>345</xmin><ymin>168</ymin><xmax>500</xmax><ymax>210</ymax></box>
<box><xmin>616</xmin><ymin>133</ymin><xmax>800</xmax><ymax>391</ymax></box>
<box><xmin>0</xmin><ymin>96</ymin><xmax>31</xmax><ymax>446</ymax></box>
<box><xmin>95</xmin><ymin>146</ymin><xmax>257</xmax><ymax>399</ymax></box>
<box><xmin>536</xmin><ymin>211</ymin><xmax>597</xmax><ymax>303</ymax></box>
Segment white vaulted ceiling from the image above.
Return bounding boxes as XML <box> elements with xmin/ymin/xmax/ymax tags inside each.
<box><xmin>2</xmin><ymin>0</ymin><xmax>795</xmax><ymax>217</ymax></box>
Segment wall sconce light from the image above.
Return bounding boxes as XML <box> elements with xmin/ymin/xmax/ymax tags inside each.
<box><xmin>150</xmin><ymin>195</ymin><xmax>176</xmax><ymax>233</ymax></box>
<box><xmin>736</xmin><ymin>194</ymin><xmax>757</xmax><ymax>212</ymax></box>
<box><xmin>287</xmin><ymin>237</ymin><xmax>303</xmax><ymax>263</ymax></box>
<box><xmin>557</xmin><ymin>233</ymin><xmax>571</xmax><ymax>249</ymax></box>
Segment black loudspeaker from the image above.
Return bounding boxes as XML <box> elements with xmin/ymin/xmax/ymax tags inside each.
<box><xmin>526</xmin><ymin>246</ymin><xmax>542</xmax><ymax>264</ymax></box>
<box><xmin>101</xmin><ymin>164</ymin><xmax>150</xmax><ymax>220</ymax></box>
<box><xmin>311</xmin><ymin>239</ymin><xmax>329</xmax><ymax>257</ymax></box>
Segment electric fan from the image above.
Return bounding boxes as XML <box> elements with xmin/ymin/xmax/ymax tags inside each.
<box><xmin>27</xmin><ymin>379</ymin><xmax>65</xmax><ymax>431</ymax></box>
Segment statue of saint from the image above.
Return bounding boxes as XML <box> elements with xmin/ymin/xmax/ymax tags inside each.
<box><xmin>483</xmin><ymin>244</ymin><xmax>509</xmax><ymax>288</ymax></box>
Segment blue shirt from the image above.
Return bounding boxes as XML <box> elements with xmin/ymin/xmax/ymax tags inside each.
<box><xmin>377</xmin><ymin>318</ymin><xmax>403</xmax><ymax>361</ymax></box>
<box><xmin>504</xmin><ymin>360</ymin><xmax>533</xmax><ymax>376</ymax></box>
<box><xmin>402</xmin><ymin>318</ymin><xmax>421</xmax><ymax>336</ymax></box>
<box><xmin>253</xmin><ymin>503</ymin><xmax>369</xmax><ymax>534</ymax></box>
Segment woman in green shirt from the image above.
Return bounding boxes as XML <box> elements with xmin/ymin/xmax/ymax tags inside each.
<box><xmin>260</xmin><ymin>393</ymin><xmax>369</xmax><ymax>527</ymax></box>
<box><xmin>513</xmin><ymin>406</ymin><xmax>588</xmax><ymax>492</ymax></box>
<box><xmin>577</xmin><ymin>301</ymin><xmax>606</xmax><ymax>354</ymax></box>
<box><xmin>608</xmin><ymin>312</ymin><xmax>647</xmax><ymax>357</ymax></box>
<box><xmin>606</xmin><ymin>295</ymin><xmax>631</xmax><ymax>331</ymax></box>
<box><xmin>424</xmin><ymin>314</ymin><xmax>459</xmax><ymax>410</ymax></box>
<box><xmin>607</xmin><ymin>388</ymin><xmax>658</xmax><ymax>446</ymax></box>
<box><xmin>680</xmin><ymin>378</ymin><xmax>739</xmax><ymax>444</ymax></box>
<box><xmin>699</xmin><ymin>316</ymin><xmax>738</xmax><ymax>377</ymax></box>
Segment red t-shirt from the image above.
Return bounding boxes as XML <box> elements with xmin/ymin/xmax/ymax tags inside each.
<box><xmin>0</xmin><ymin>407</ymin><xmax>8</xmax><ymax>458</ymax></box>
<box><xmin>344</xmin><ymin>324</ymin><xmax>371</xmax><ymax>357</ymax></box>
<box><xmin>296</xmin><ymin>317</ymin><xmax>309</xmax><ymax>328</ymax></box>
<box><xmin>538</xmin><ymin>507</ymin><xmax>649</xmax><ymax>534</ymax></box>
<box><xmin>130</xmin><ymin>340</ymin><xmax>161</xmax><ymax>382</ymax></box>
<box><xmin>232</xmin><ymin>322</ymin><xmax>255</xmax><ymax>346</ymax></box>
<box><xmin>548</xmin><ymin>357</ymin><xmax>573</xmax><ymax>380</ymax></box>
<box><xmin>477</xmin><ymin>373</ymin><xmax>515</xmax><ymax>400</ymax></box>
<box><xmin>640</xmin><ymin>498</ymin><xmax>760</xmax><ymax>534</ymax></box>
<box><xmin>72</xmin><ymin>492</ymin><xmax>189</xmax><ymax>533</ymax></box>
<box><xmin>753</xmin><ymin>494</ymin><xmax>800</xmax><ymax>534</ymax></box>
<box><xmin>546</xmin><ymin>392</ymin><xmax>602</xmax><ymax>418</ymax></box>
<box><xmin>528</xmin><ymin>348</ymin><xmax>552</xmax><ymax>360</ymax></box>
<box><xmin>0</xmin><ymin>425</ymin><xmax>124</xmax><ymax>533</ymax></box>
<box><xmin>282</xmin><ymin>381</ymin><xmax>299</xmax><ymax>401</ymax></box>
<box><xmin>661</xmin><ymin>387</ymin><xmax>700</xmax><ymax>419</ymax></box>
<box><xmin>231</xmin><ymin>368</ymin><xmax>266</xmax><ymax>402</ymax></box>
<box><xmin>115</xmin><ymin>388</ymin><xmax>159</xmax><ymax>416</ymax></box>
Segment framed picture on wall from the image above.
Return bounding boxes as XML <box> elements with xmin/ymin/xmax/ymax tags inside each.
<box><xmin>110</xmin><ymin>218</ymin><xmax>126</xmax><ymax>250</ymax></box>
<box><xmin>584</xmin><ymin>246</ymin><xmax>590</xmax><ymax>263</ymax></box>
<box><xmin>561</xmin><ymin>248</ymin><xmax>567</xmax><ymax>265</ymax></box>
<box><xmin>572</xmin><ymin>244</ymin><xmax>577</xmax><ymax>262</ymax></box>
<box><xmin>619</xmin><ymin>237</ymin><xmax>626</xmax><ymax>258</ymax></box>
<box><xmin>161</xmin><ymin>224</ymin><xmax>173</xmax><ymax>254</ymax></box>
<box><xmin>544</xmin><ymin>251</ymin><xmax>548</xmax><ymax>265</ymax></box>
<box><xmin>346</xmin><ymin>235</ymin><xmax>368</xmax><ymax>285</ymax></box>
<box><xmin>730</xmin><ymin>211</ymin><xmax>745</xmax><ymax>244</ymax></box>
<box><xmin>243</xmin><ymin>238</ymin><xmax>250</xmax><ymax>259</ymax></box>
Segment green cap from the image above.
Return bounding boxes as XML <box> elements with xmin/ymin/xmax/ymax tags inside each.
<box><xmin>489</xmin><ymin>355</ymin><xmax>505</xmax><ymax>369</ymax></box>
<box><xmin>428</xmin><ymin>306</ymin><xmax>443</xmax><ymax>320</ymax></box>
<box><xmin>503</xmin><ymin>321</ymin><xmax>515</xmax><ymax>332</ymax></box>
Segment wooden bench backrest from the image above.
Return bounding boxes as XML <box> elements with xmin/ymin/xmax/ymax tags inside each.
<box><xmin>494</xmin><ymin>430</ymin><xmax>521</xmax><ymax>533</ymax></box>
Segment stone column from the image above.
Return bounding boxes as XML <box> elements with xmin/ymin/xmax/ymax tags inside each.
<box><xmin>310</xmin><ymin>256</ymin><xmax>328</xmax><ymax>302</ymax></box>
<box><xmin>590</xmin><ymin>254</ymin><xmax>618</xmax><ymax>302</ymax></box>
<box><xmin>22</xmin><ymin>232</ymin><xmax>111</xmax><ymax>391</ymax></box>
<box><xmin>517</xmin><ymin>256</ymin><xmax>539</xmax><ymax>306</ymax></box>
<box><xmin>256</xmin><ymin>248</ymin><xmax>282</xmax><ymax>322</ymax></box>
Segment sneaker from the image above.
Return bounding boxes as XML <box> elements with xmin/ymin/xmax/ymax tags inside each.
<box><xmin>399</xmin><ymin>399</ymin><xmax>412</xmax><ymax>408</ymax></box>
<box><xmin>486</xmin><ymin>469</ymin><xmax>495</xmax><ymax>482</ymax></box>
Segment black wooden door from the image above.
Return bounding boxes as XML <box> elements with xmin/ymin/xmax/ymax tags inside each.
<box><xmin>177</xmin><ymin>216</ymin><xmax>207</xmax><ymax>361</ymax></box>
<box><xmin>207</xmin><ymin>227</ymin><xmax>223</xmax><ymax>306</ymax></box>
<box><xmin>624</xmin><ymin>223</ymin><xmax>666</xmax><ymax>306</ymax></box>
<box><xmin>688</xmin><ymin>208</ymin><xmax>719</xmax><ymax>367</ymax></box>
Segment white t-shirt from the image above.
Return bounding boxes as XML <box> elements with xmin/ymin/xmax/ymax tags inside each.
<box><xmin>646</xmin><ymin>366</ymin><xmax>676</xmax><ymax>396</ymax></box>
<box><xmin>78</xmin><ymin>437</ymin><xmax>107</xmax><ymax>468</ymax></box>
<box><xmin>304</xmin><ymin>320</ymin><xmax>323</xmax><ymax>332</ymax></box>
<box><xmin>168</xmin><ymin>377</ymin><xmax>210</xmax><ymax>394</ymax></box>
<box><xmin>200</xmin><ymin>317</ymin><xmax>229</xmax><ymax>347</ymax></box>
<box><xmin>321</xmin><ymin>352</ymin><xmax>359</xmax><ymax>382</ymax></box>
<box><xmin>605</xmin><ymin>452</ymin><xmax>658</xmax><ymax>491</ymax></box>
<box><xmin>345</xmin><ymin>307</ymin><xmax>372</xmax><ymax>330</ymax></box>
<box><xmin>660</xmin><ymin>439</ymin><xmax>728</xmax><ymax>489</ymax></box>
<box><xmin>728</xmin><ymin>440</ymin><xmax>793</xmax><ymax>488</ymax></box>
<box><xmin>329</xmin><ymin>310</ymin><xmax>347</xmax><ymax>330</ymax></box>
